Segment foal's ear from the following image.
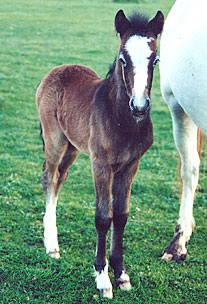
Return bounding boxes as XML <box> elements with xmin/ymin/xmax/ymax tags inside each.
<box><xmin>115</xmin><ymin>10</ymin><xmax>131</xmax><ymax>36</ymax></box>
<box><xmin>147</xmin><ymin>11</ymin><xmax>164</xmax><ymax>36</ymax></box>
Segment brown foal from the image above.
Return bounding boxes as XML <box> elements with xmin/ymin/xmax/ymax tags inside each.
<box><xmin>36</xmin><ymin>9</ymin><xmax>164</xmax><ymax>298</ymax></box>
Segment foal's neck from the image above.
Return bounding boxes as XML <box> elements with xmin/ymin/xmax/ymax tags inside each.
<box><xmin>109</xmin><ymin>66</ymin><xmax>137</xmax><ymax>131</ymax></box>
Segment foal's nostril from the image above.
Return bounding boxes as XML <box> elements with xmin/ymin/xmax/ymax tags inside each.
<box><xmin>129</xmin><ymin>96</ymin><xmax>150</xmax><ymax>118</ymax></box>
<box><xmin>146</xmin><ymin>97</ymin><xmax>150</xmax><ymax>107</ymax></box>
<box><xmin>145</xmin><ymin>97</ymin><xmax>150</xmax><ymax>111</ymax></box>
<box><xmin>129</xmin><ymin>97</ymin><xmax>136</xmax><ymax>112</ymax></box>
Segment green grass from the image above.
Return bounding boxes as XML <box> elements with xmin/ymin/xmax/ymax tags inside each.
<box><xmin>1</xmin><ymin>0</ymin><xmax>207</xmax><ymax>303</ymax></box>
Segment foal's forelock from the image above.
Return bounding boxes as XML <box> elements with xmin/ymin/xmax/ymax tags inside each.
<box><xmin>123</xmin><ymin>35</ymin><xmax>155</xmax><ymax>109</ymax></box>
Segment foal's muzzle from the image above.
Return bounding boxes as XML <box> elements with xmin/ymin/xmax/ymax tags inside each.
<box><xmin>129</xmin><ymin>96</ymin><xmax>150</xmax><ymax>121</ymax></box>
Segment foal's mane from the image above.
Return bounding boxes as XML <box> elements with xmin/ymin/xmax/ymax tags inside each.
<box><xmin>128</xmin><ymin>12</ymin><xmax>149</xmax><ymax>33</ymax></box>
<box><xmin>106</xmin><ymin>12</ymin><xmax>150</xmax><ymax>79</ymax></box>
<box><xmin>106</xmin><ymin>58</ymin><xmax>116</xmax><ymax>79</ymax></box>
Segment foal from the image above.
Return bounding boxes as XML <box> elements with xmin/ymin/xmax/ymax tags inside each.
<box><xmin>36</xmin><ymin>10</ymin><xmax>164</xmax><ymax>298</ymax></box>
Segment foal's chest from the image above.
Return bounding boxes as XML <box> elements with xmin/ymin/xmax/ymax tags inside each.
<box><xmin>102</xmin><ymin>125</ymin><xmax>153</xmax><ymax>171</ymax></box>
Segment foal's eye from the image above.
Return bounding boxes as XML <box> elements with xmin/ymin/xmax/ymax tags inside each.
<box><xmin>153</xmin><ymin>55</ymin><xmax>160</xmax><ymax>68</ymax></box>
<box><xmin>119</xmin><ymin>54</ymin><xmax>127</xmax><ymax>68</ymax></box>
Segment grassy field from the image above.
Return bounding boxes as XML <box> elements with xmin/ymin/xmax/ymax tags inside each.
<box><xmin>1</xmin><ymin>0</ymin><xmax>207</xmax><ymax>303</ymax></box>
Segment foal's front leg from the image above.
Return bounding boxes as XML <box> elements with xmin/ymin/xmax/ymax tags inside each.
<box><xmin>110</xmin><ymin>160</ymin><xmax>139</xmax><ymax>290</ymax></box>
<box><xmin>92</xmin><ymin>159</ymin><xmax>113</xmax><ymax>298</ymax></box>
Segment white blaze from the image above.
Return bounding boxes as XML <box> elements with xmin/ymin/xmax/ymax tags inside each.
<box><xmin>125</xmin><ymin>35</ymin><xmax>153</xmax><ymax>108</ymax></box>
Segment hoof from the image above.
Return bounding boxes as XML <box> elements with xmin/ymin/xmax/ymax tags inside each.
<box><xmin>116</xmin><ymin>271</ymin><xmax>131</xmax><ymax>291</ymax></box>
<box><xmin>48</xmin><ymin>251</ymin><xmax>60</xmax><ymax>259</ymax></box>
<box><xmin>162</xmin><ymin>251</ymin><xmax>187</xmax><ymax>263</ymax></box>
<box><xmin>99</xmin><ymin>288</ymin><xmax>113</xmax><ymax>299</ymax></box>
<box><xmin>161</xmin><ymin>252</ymin><xmax>174</xmax><ymax>262</ymax></box>
<box><xmin>161</xmin><ymin>231</ymin><xmax>187</xmax><ymax>263</ymax></box>
<box><xmin>95</xmin><ymin>262</ymin><xmax>113</xmax><ymax>299</ymax></box>
<box><xmin>119</xmin><ymin>281</ymin><xmax>131</xmax><ymax>291</ymax></box>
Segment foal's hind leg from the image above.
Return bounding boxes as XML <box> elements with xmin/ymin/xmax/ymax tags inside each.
<box><xmin>162</xmin><ymin>100</ymin><xmax>200</xmax><ymax>262</ymax></box>
<box><xmin>42</xmin><ymin>127</ymin><xmax>78</xmax><ymax>258</ymax></box>
<box><xmin>110</xmin><ymin>160</ymin><xmax>139</xmax><ymax>291</ymax></box>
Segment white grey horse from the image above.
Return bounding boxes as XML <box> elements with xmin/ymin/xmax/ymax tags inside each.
<box><xmin>160</xmin><ymin>0</ymin><xmax>207</xmax><ymax>262</ymax></box>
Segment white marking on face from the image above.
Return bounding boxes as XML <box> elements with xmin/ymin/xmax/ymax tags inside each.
<box><xmin>125</xmin><ymin>35</ymin><xmax>154</xmax><ymax>108</ymax></box>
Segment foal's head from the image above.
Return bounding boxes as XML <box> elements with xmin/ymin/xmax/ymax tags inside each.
<box><xmin>115</xmin><ymin>10</ymin><xmax>164</xmax><ymax>121</ymax></box>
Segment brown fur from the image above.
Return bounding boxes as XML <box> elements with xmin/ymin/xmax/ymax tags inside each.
<box><xmin>36</xmin><ymin>9</ymin><xmax>164</xmax><ymax>297</ymax></box>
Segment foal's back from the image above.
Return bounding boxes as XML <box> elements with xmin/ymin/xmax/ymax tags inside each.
<box><xmin>160</xmin><ymin>0</ymin><xmax>207</xmax><ymax>134</ymax></box>
<box><xmin>36</xmin><ymin>64</ymin><xmax>103</xmax><ymax>153</ymax></box>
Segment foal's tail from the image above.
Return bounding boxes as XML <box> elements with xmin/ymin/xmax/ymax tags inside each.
<box><xmin>40</xmin><ymin>122</ymin><xmax>45</xmax><ymax>151</ymax></box>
